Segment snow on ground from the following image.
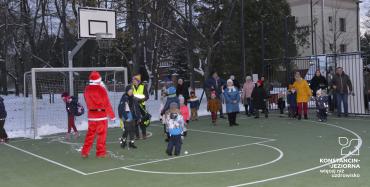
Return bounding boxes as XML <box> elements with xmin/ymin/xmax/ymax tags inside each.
<box><xmin>4</xmin><ymin>89</ymin><xmax>248</xmax><ymax>139</ymax></box>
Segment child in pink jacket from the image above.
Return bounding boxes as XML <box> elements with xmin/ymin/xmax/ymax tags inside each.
<box><xmin>179</xmin><ymin>95</ymin><xmax>189</xmax><ymax>136</ymax></box>
<box><xmin>241</xmin><ymin>76</ymin><xmax>255</xmax><ymax>116</ymax></box>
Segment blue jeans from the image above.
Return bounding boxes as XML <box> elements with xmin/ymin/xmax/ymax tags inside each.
<box><xmin>336</xmin><ymin>93</ymin><xmax>348</xmax><ymax>115</ymax></box>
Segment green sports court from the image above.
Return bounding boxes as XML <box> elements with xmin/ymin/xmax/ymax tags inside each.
<box><xmin>1</xmin><ymin>114</ymin><xmax>367</xmax><ymax>187</ymax></box>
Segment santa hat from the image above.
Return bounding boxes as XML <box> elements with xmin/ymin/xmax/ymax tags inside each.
<box><xmin>89</xmin><ymin>71</ymin><xmax>102</xmax><ymax>84</ymax></box>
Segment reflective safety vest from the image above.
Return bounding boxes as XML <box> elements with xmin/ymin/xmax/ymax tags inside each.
<box><xmin>132</xmin><ymin>84</ymin><xmax>146</xmax><ymax>106</ymax></box>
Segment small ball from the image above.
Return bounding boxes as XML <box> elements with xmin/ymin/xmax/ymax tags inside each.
<box><xmin>184</xmin><ymin>151</ymin><xmax>188</xmax><ymax>155</ymax></box>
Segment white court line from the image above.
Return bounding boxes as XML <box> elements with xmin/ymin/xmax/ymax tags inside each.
<box><xmin>228</xmin><ymin>120</ymin><xmax>363</xmax><ymax>187</ymax></box>
<box><xmin>150</xmin><ymin>124</ymin><xmax>275</xmax><ymax>141</ymax></box>
<box><xmin>85</xmin><ymin>139</ymin><xmax>275</xmax><ymax>175</ymax></box>
<box><xmin>121</xmin><ymin>143</ymin><xmax>283</xmax><ymax>175</ymax></box>
<box><xmin>4</xmin><ymin>143</ymin><xmax>87</xmax><ymax>175</ymax></box>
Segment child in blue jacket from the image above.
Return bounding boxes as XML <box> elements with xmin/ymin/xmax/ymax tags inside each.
<box><xmin>164</xmin><ymin>102</ymin><xmax>186</xmax><ymax>156</ymax></box>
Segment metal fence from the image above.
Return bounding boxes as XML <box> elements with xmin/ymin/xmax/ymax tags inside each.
<box><xmin>263</xmin><ymin>52</ymin><xmax>369</xmax><ymax>115</ymax></box>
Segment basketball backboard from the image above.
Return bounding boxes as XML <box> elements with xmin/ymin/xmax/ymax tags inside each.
<box><xmin>78</xmin><ymin>7</ymin><xmax>116</xmax><ymax>39</ymax></box>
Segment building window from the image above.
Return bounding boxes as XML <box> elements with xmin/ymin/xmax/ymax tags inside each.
<box><xmin>329</xmin><ymin>43</ymin><xmax>334</xmax><ymax>51</ymax></box>
<box><xmin>339</xmin><ymin>18</ymin><xmax>346</xmax><ymax>32</ymax></box>
<box><xmin>328</xmin><ymin>16</ymin><xmax>333</xmax><ymax>31</ymax></box>
<box><xmin>340</xmin><ymin>44</ymin><xmax>346</xmax><ymax>53</ymax></box>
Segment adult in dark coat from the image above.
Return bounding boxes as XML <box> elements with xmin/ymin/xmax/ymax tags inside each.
<box><xmin>205</xmin><ymin>71</ymin><xmax>226</xmax><ymax>118</ymax></box>
<box><xmin>310</xmin><ymin>69</ymin><xmax>328</xmax><ymax>97</ymax></box>
<box><xmin>0</xmin><ymin>96</ymin><xmax>8</xmax><ymax>142</ymax></box>
<box><xmin>176</xmin><ymin>78</ymin><xmax>190</xmax><ymax>104</ymax></box>
<box><xmin>230</xmin><ymin>75</ymin><xmax>241</xmax><ymax>90</ymax></box>
<box><xmin>252</xmin><ymin>80</ymin><xmax>268</xmax><ymax>118</ymax></box>
<box><xmin>331</xmin><ymin>67</ymin><xmax>353</xmax><ymax>117</ymax></box>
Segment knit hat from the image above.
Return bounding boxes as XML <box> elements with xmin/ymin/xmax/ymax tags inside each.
<box><xmin>257</xmin><ymin>80</ymin><xmax>263</xmax><ymax>85</ymax></box>
<box><xmin>316</xmin><ymin>89</ymin><xmax>322</xmax><ymax>96</ymax></box>
<box><xmin>169</xmin><ymin>102</ymin><xmax>179</xmax><ymax>110</ymax></box>
<box><xmin>61</xmin><ymin>92</ymin><xmax>69</xmax><ymax>98</ymax></box>
<box><xmin>89</xmin><ymin>71</ymin><xmax>102</xmax><ymax>84</ymax></box>
<box><xmin>132</xmin><ymin>74</ymin><xmax>141</xmax><ymax>83</ymax></box>
<box><xmin>288</xmin><ymin>84</ymin><xmax>294</xmax><ymax>91</ymax></box>
<box><xmin>227</xmin><ymin>79</ymin><xmax>233</xmax><ymax>84</ymax></box>
<box><xmin>179</xmin><ymin>95</ymin><xmax>185</xmax><ymax>104</ymax></box>
<box><xmin>167</xmin><ymin>86</ymin><xmax>176</xmax><ymax>95</ymax></box>
<box><xmin>125</xmin><ymin>85</ymin><xmax>133</xmax><ymax>93</ymax></box>
<box><xmin>246</xmin><ymin>76</ymin><xmax>252</xmax><ymax>80</ymax></box>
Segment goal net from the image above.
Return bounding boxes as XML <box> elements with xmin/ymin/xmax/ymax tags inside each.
<box><xmin>23</xmin><ymin>67</ymin><xmax>127</xmax><ymax>139</ymax></box>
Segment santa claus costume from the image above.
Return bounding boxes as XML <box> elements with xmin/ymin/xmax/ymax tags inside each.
<box><xmin>81</xmin><ymin>71</ymin><xmax>115</xmax><ymax>158</ymax></box>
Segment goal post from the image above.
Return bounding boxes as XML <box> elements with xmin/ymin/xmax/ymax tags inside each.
<box><xmin>30</xmin><ymin>67</ymin><xmax>128</xmax><ymax>139</ymax></box>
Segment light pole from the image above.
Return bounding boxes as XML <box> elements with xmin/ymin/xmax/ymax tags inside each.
<box><xmin>321</xmin><ymin>0</ymin><xmax>325</xmax><ymax>54</ymax></box>
<box><xmin>241</xmin><ymin>0</ymin><xmax>246</xmax><ymax>79</ymax></box>
<box><xmin>355</xmin><ymin>0</ymin><xmax>362</xmax><ymax>52</ymax></box>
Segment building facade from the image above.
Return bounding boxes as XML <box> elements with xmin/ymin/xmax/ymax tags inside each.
<box><xmin>287</xmin><ymin>0</ymin><xmax>361</xmax><ymax>56</ymax></box>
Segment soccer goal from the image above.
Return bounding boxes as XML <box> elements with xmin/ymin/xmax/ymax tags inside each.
<box><xmin>24</xmin><ymin>67</ymin><xmax>127</xmax><ymax>139</ymax></box>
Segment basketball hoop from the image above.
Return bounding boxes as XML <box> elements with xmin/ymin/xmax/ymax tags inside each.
<box><xmin>95</xmin><ymin>32</ymin><xmax>114</xmax><ymax>50</ymax></box>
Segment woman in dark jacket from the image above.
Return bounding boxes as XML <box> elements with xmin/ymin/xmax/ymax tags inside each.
<box><xmin>0</xmin><ymin>96</ymin><xmax>8</xmax><ymax>142</ymax></box>
<box><xmin>252</xmin><ymin>80</ymin><xmax>268</xmax><ymax>118</ymax></box>
<box><xmin>118</xmin><ymin>86</ymin><xmax>142</xmax><ymax>149</ymax></box>
<box><xmin>176</xmin><ymin>78</ymin><xmax>190</xmax><ymax>104</ymax></box>
<box><xmin>310</xmin><ymin>69</ymin><xmax>328</xmax><ymax>97</ymax></box>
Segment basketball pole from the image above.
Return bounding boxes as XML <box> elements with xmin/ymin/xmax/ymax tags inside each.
<box><xmin>68</xmin><ymin>38</ymin><xmax>88</xmax><ymax>96</ymax></box>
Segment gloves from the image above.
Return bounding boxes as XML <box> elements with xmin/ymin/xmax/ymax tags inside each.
<box><xmin>119</xmin><ymin>119</ymin><xmax>124</xmax><ymax>129</ymax></box>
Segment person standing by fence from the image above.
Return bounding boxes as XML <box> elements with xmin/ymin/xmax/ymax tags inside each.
<box><xmin>0</xmin><ymin>96</ymin><xmax>8</xmax><ymax>143</ymax></box>
<box><xmin>223</xmin><ymin>79</ymin><xmax>240</xmax><ymax>126</ymax></box>
<box><xmin>241</xmin><ymin>76</ymin><xmax>254</xmax><ymax>116</ymax></box>
<box><xmin>205</xmin><ymin>71</ymin><xmax>226</xmax><ymax>119</ymax></box>
<box><xmin>310</xmin><ymin>69</ymin><xmax>328</xmax><ymax>97</ymax></box>
<box><xmin>293</xmin><ymin>72</ymin><xmax>312</xmax><ymax>120</ymax></box>
<box><xmin>364</xmin><ymin>70</ymin><xmax>370</xmax><ymax>110</ymax></box>
<box><xmin>331</xmin><ymin>67</ymin><xmax>353</xmax><ymax>117</ymax></box>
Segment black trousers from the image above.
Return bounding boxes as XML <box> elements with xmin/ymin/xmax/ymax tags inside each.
<box><xmin>255</xmin><ymin>108</ymin><xmax>268</xmax><ymax>118</ymax></box>
<box><xmin>122</xmin><ymin>121</ymin><xmax>136</xmax><ymax>141</ymax></box>
<box><xmin>0</xmin><ymin>120</ymin><xmax>7</xmax><ymax>139</ymax></box>
<box><xmin>317</xmin><ymin>108</ymin><xmax>327</xmax><ymax>120</ymax></box>
<box><xmin>227</xmin><ymin>112</ymin><xmax>237</xmax><ymax>125</ymax></box>
<box><xmin>135</xmin><ymin>123</ymin><xmax>147</xmax><ymax>137</ymax></box>
<box><xmin>136</xmin><ymin>104</ymin><xmax>147</xmax><ymax>137</ymax></box>
<box><xmin>167</xmin><ymin>135</ymin><xmax>182</xmax><ymax>155</ymax></box>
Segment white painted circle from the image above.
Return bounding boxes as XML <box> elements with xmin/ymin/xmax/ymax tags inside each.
<box><xmin>121</xmin><ymin>143</ymin><xmax>284</xmax><ymax>175</ymax></box>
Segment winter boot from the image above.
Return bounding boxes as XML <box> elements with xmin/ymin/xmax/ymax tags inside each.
<box><xmin>129</xmin><ymin>141</ymin><xmax>137</xmax><ymax>149</ymax></box>
<box><xmin>65</xmin><ymin>133</ymin><xmax>71</xmax><ymax>140</ymax></box>
<box><xmin>304</xmin><ymin>115</ymin><xmax>308</xmax><ymax>120</ymax></box>
<box><xmin>73</xmin><ymin>132</ymin><xmax>79</xmax><ymax>140</ymax></box>
<box><xmin>120</xmin><ymin>138</ymin><xmax>127</xmax><ymax>148</ymax></box>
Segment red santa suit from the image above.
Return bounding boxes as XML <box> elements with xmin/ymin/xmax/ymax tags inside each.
<box><xmin>81</xmin><ymin>71</ymin><xmax>115</xmax><ymax>158</ymax></box>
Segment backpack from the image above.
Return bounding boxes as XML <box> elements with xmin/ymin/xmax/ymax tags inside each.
<box><xmin>71</xmin><ymin>97</ymin><xmax>85</xmax><ymax>116</ymax></box>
